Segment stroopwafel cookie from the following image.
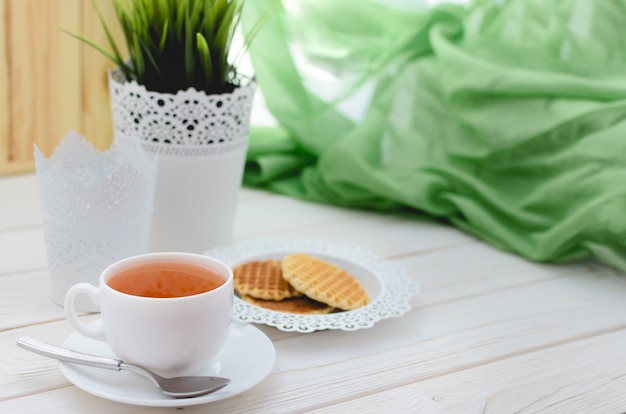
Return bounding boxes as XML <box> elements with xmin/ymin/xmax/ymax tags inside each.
<box><xmin>281</xmin><ymin>253</ymin><xmax>371</xmax><ymax>310</ymax></box>
<box><xmin>234</xmin><ymin>259</ymin><xmax>301</xmax><ymax>301</ymax></box>
<box><xmin>240</xmin><ymin>294</ymin><xmax>334</xmax><ymax>315</ymax></box>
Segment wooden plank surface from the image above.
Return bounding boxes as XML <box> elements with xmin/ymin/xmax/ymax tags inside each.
<box><xmin>1</xmin><ymin>173</ymin><xmax>625</xmax><ymax>413</ymax></box>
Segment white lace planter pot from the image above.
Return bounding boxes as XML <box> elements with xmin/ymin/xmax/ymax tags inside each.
<box><xmin>108</xmin><ymin>71</ymin><xmax>255</xmax><ymax>253</ymax></box>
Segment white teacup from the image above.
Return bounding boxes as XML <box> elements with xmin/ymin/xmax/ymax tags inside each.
<box><xmin>64</xmin><ymin>252</ymin><xmax>234</xmax><ymax>378</ymax></box>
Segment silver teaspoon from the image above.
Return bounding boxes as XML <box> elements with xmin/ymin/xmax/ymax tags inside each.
<box><xmin>17</xmin><ymin>336</ymin><xmax>230</xmax><ymax>398</ymax></box>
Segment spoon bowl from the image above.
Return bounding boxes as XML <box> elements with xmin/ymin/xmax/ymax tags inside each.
<box><xmin>17</xmin><ymin>336</ymin><xmax>230</xmax><ymax>398</ymax></box>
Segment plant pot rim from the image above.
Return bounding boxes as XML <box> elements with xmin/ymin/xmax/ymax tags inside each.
<box><xmin>108</xmin><ymin>68</ymin><xmax>256</xmax><ymax>98</ymax></box>
<box><xmin>108</xmin><ymin>68</ymin><xmax>256</xmax><ymax>159</ymax></box>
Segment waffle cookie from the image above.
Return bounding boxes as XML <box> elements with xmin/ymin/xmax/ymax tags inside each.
<box><xmin>233</xmin><ymin>259</ymin><xmax>301</xmax><ymax>301</ymax></box>
<box><xmin>281</xmin><ymin>253</ymin><xmax>371</xmax><ymax>310</ymax></box>
<box><xmin>240</xmin><ymin>294</ymin><xmax>334</xmax><ymax>315</ymax></box>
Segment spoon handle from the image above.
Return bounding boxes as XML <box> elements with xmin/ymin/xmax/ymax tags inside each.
<box><xmin>17</xmin><ymin>336</ymin><xmax>122</xmax><ymax>371</ymax></box>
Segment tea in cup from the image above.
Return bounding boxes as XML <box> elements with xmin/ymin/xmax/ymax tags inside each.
<box><xmin>64</xmin><ymin>252</ymin><xmax>233</xmax><ymax>378</ymax></box>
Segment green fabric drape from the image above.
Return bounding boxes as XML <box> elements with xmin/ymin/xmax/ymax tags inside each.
<box><xmin>241</xmin><ymin>0</ymin><xmax>626</xmax><ymax>271</ymax></box>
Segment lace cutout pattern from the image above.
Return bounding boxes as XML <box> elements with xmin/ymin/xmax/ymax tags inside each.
<box><xmin>109</xmin><ymin>71</ymin><xmax>255</xmax><ymax>158</ymax></box>
<box><xmin>34</xmin><ymin>132</ymin><xmax>157</xmax><ymax>308</ymax></box>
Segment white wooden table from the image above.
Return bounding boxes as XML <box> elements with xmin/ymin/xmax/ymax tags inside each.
<box><xmin>2</xmin><ymin>172</ymin><xmax>626</xmax><ymax>413</ymax></box>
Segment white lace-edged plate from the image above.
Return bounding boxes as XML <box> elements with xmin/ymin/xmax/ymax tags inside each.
<box><xmin>207</xmin><ymin>238</ymin><xmax>419</xmax><ymax>333</ymax></box>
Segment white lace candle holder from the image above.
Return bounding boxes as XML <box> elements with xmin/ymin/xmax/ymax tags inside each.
<box><xmin>34</xmin><ymin>132</ymin><xmax>157</xmax><ymax>311</ymax></box>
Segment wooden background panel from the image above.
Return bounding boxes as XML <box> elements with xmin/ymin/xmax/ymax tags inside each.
<box><xmin>0</xmin><ymin>0</ymin><xmax>12</xmax><ymax>173</ymax></box>
<box><xmin>0</xmin><ymin>0</ymin><xmax>121</xmax><ymax>176</ymax></box>
<box><xmin>79</xmin><ymin>0</ymin><xmax>123</xmax><ymax>152</ymax></box>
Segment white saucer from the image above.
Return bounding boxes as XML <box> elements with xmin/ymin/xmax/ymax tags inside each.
<box><xmin>59</xmin><ymin>322</ymin><xmax>275</xmax><ymax>407</ymax></box>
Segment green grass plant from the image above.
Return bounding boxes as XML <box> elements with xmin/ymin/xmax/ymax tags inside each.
<box><xmin>66</xmin><ymin>0</ymin><xmax>274</xmax><ymax>94</ymax></box>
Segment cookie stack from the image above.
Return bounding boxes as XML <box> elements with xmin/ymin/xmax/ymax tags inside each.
<box><xmin>234</xmin><ymin>253</ymin><xmax>371</xmax><ymax>314</ymax></box>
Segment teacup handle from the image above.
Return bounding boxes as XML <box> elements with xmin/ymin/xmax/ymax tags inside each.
<box><xmin>64</xmin><ymin>283</ymin><xmax>106</xmax><ymax>342</ymax></box>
